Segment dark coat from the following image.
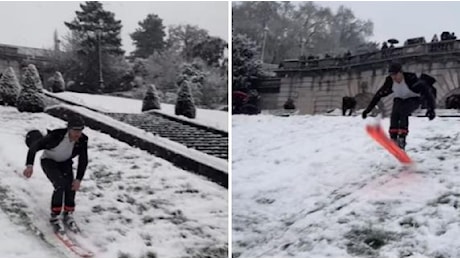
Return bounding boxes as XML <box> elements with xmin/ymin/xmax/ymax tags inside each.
<box><xmin>26</xmin><ymin>128</ymin><xmax>88</xmax><ymax>180</ymax></box>
<box><xmin>342</xmin><ymin>96</ymin><xmax>357</xmax><ymax>116</ymax></box>
<box><xmin>365</xmin><ymin>72</ymin><xmax>436</xmax><ymax>112</ymax></box>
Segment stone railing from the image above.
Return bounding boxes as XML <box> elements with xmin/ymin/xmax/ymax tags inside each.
<box><xmin>278</xmin><ymin>40</ymin><xmax>460</xmax><ymax>73</ymax></box>
<box><xmin>0</xmin><ymin>43</ymin><xmax>51</xmax><ymax>62</ymax></box>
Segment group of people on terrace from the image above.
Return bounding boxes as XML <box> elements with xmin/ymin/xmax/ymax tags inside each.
<box><xmin>287</xmin><ymin>31</ymin><xmax>458</xmax><ymax>69</ymax></box>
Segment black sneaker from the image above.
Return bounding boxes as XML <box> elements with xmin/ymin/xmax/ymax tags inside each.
<box><xmin>63</xmin><ymin>212</ymin><xmax>80</xmax><ymax>233</ymax></box>
<box><xmin>397</xmin><ymin>136</ymin><xmax>406</xmax><ymax>150</ymax></box>
<box><xmin>390</xmin><ymin>133</ymin><xmax>398</xmax><ymax>142</ymax></box>
<box><xmin>50</xmin><ymin>213</ymin><xmax>65</xmax><ymax>234</ymax></box>
<box><xmin>390</xmin><ymin>135</ymin><xmax>400</xmax><ymax>147</ymax></box>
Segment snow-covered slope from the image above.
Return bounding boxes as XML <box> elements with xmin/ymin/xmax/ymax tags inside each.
<box><xmin>233</xmin><ymin>114</ymin><xmax>460</xmax><ymax>257</ymax></box>
<box><xmin>46</xmin><ymin>91</ymin><xmax>228</xmax><ymax>132</ymax></box>
<box><xmin>0</xmin><ymin>107</ymin><xmax>227</xmax><ymax>257</ymax></box>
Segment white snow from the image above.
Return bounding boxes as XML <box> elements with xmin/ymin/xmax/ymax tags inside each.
<box><xmin>331</xmin><ymin>108</ymin><xmax>460</xmax><ymax>117</ymax></box>
<box><xmin>0</xmin><ymin>106</ymin><xmax>227</xmax><ymax>257</ymax></box>
<box><xmin>0</xmin><ymin>209</ymin><xmax>60</xmax><ymax>257</ymax></box>
<box><xmin>45</xmin><ymin>91</ymin><xmax>228</xmax><ymax>132</ymax></box>
<box><xmin>232</xmin><ymin>114</ymin><xmax>460</xmax><ymax>257</ymax></box>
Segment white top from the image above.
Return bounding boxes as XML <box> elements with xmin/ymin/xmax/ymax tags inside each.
<box><xmin>41</xmin><ymin>132</ymin><xmax>75</xmax><ymax>162</ymax></box>
<box><xmin>392</xmin><ymin>79</ymin><xmax>420</xmax><ymax>99</ymax></box>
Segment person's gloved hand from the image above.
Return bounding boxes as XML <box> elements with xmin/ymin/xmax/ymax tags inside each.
<box><xmin>426</xmin><ymin>109</ymin><xmax>435</xmax><ymax>120</ymax></box>
<box><xmin>362</xmin><ymin>109</ymin><xmax>371</xmax><ymax>119</ymax></box>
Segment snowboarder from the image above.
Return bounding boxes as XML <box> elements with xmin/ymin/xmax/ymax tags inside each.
<box><xmin>23</xmin><ymin>115</ymin><xmax>88</xmax><ymax>233</ymax></box>
<box><xmin>362</xmin><ymin>62</ymin><xmax>436</xmax><ymax>150</ymax></box>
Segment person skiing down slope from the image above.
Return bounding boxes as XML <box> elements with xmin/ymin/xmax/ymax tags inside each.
<box><xmin>23</xmin><ymin>115</ymin><xmax>88</xmax><ymax>233</ymax></box>
<box><xmin>362</xmin><ymin>62</ymin><xmax>436</xmax><ymax>150</ymax></box>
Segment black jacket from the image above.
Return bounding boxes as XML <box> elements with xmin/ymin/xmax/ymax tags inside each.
<box><xmin>365</xmin><ymin>72</ymin><xmax>436</xmax><ymax>112</ymax></box>
<box><xmin>26</xmin><ymin>129</ymin><xmax>88</xmax><ymax>180</ymax></box>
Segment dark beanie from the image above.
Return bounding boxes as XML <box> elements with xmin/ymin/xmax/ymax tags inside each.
<box><xmin>67</xmin><ymin>115</ymin><xmax>85</xmax><ymax>130</ymax></box>
<box><xmin>388</xmin><ymin>62</ymin><xmax>402</xmax><ymax>74</ymax></box>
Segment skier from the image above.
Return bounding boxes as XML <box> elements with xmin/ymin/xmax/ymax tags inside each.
<box><xmin>362</xmin><ymin>62</ymin><xmax>436</xmax><ymax>150</ymax></box>
<box><xmin>23</xmin><ymin>115</ymin><xmax>88</xmax><ymax>233</ymax></box>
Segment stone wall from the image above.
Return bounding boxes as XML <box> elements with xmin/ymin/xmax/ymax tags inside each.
<box><xmin>0</xmin><ymin>43</ymin><xmax>52</xmax><ymax>84</ymax></box>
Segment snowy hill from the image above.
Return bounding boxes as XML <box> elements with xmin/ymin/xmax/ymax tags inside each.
<box><xmin>0</xmin><ymin>107</ymin><xmax>227</xmax><ymax>257</ymax></box>
<box><xmin>46</xmin><ymin>91</ymin><xmax>228</xmax><ymax>132</ymax></box>
<box><xmin>233</xmin><ymin>114</ymin><xmax>460</xmax><ymax>257</ymax></box>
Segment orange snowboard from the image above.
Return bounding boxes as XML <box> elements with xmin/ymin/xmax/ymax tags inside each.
<box><xmin>366</xmin><ymin>124</ymin><xmax>412</xmax><ymax>164</ymax></box>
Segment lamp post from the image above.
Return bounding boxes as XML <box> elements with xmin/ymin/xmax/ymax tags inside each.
<box><xmin>96</xmin><ymin>19</ymin><xmax>104</xmax><ymax>90</ymax></box>
<box><xmin>261</xmin><ymin>25</ymin><xmax>269</xmax><ymax>63</ymax></box>
<box><xmin>300</xmin><ymin>37</ymin><xmax>307</xmax><ymax>57</ymax></box>
<box><xmin>275</xmin><ymin>28</ymin><xmax>288</xmax><ymax>64</ymax></box>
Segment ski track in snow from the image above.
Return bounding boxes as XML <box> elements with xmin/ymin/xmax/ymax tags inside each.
<box><xmin>233</xmin><ymin>114</ymin><xmax>460</xmax><ymax>258</ymax></box>
<box><xmin>0</xmin><ymin>107</ymin><xmax>227</xmax><ymax>257</ymax></box>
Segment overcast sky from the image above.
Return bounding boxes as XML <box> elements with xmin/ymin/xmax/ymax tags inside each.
<box><xmin>316</xmin><ymin>1</ymin><xmax>460</xmax><ymax>45</ymax></box>
<box><xmin>0</xmin><ymin>1</ymin><xmax>228</xmax><ymax>53</ymax></box>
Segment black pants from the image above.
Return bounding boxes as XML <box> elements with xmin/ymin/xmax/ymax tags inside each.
<box><xmin>389</xmin><ymin>97</ymin><xmax>421</xmax><ymax>139</ymax></box>
<box><xmin>41</xmin><ymin>159</ymin><xmax>75</xmax><ymax>214</ymax></box>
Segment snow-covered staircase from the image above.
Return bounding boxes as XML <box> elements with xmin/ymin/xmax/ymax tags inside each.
<box><xmin>45</xmin><ymin>105</ymin><xmax>228</xmax><ymax>188</ymax></box>
<box><xmin>43</xmin><ymin>92</ymin><xmax>228</xmax><ymax>187</ymax></box>
<box><xmin>107</xmin><ymin>112</ymin><xmax>228</xmax><ymax>159</ymax></box>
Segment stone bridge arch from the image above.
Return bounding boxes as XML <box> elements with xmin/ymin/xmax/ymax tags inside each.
<box><xmin>440</xmin><ymin>87</ymin><xmax>460</xmax><ymax>108</ymax></box>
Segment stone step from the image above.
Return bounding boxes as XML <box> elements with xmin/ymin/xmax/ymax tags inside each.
<box><xmin>106</xmin><ymin>112</ymin><xmax>228</xmax><ymax>160</ymax></box>
<box><xmin>169</xmin><ymin>138</ymin><xmax>226</xmax><ymax>144</ymax></box>
<box><xmin>159</xmin><ymin>134</ymin><xmax>224</xmax><ymax>138</ymax></box>
<box><xmin>188</xmin><ymin>145</ymin><xmax>227</xmax><ymax>150</ymax></box>
<box><xmin>182</xmin><ymin>141</ymin><xmax>228</xmax><ymax>146</ymax></box>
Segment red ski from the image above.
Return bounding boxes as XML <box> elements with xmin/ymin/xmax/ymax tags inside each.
<box><xmin>366</xmin><ymin>124</ymin><xmax>412</xmax><ymax>164</ymax></box>
<box><xmin>55</xmin><ymin>232</ymin><xmax>94</xmax><ymax>258</ymax></box>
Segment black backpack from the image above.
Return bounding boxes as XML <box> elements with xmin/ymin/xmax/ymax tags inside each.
<box><xmin>25</xmin><ymin>130</ymin><xmax>44</xmax><ymax>148</ymax></box>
